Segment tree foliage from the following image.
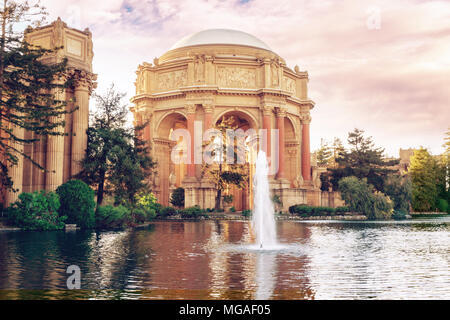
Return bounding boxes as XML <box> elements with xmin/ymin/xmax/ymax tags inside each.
<box><xmin>0</xmin><ymin>0</ymin><xmax>70</xmax><ymax>191</ymax></box>
<box><xmin>202</xmin><ymin>116</ymin><xmax>248</xmax><ymax>210</ymax></box>
<box><xmin>170</xmin><ymin>187</ymin><xmax>185</xmax><ymax>208</ymax></box>
<box><xmin>329</xmin><ymin>129</ymin><xmax>398</xmax><ymax>192</ymax></box>
<box><xmin>6</xmin><ymin>190</ymin><xmax>65</xmax><ymax>230</ymax></box>
<box><xmin>76</xmin><ymin>84</ymin><xmax>156</xmax><ymax>206</ymax></box>
<box><xmin>56</xmin><ymin>179</ymin><xmax>95</xmax><ymax>229</ymax></box>
<box><xmin>338</xmin><ymin>176</ymin><xmax>393</xmax><ymax>220</ymax></box>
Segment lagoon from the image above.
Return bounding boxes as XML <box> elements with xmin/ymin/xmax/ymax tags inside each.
<box><xmin>0</xmin><ymin>217</ymin><xmax>449</xmax><ymax>299</ymax></box>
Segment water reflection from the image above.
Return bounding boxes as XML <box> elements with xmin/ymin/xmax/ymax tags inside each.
<box><xmin>0</xmin><ymin>218</ymin><xmax>449</xmax><ymax>299</ymax></box>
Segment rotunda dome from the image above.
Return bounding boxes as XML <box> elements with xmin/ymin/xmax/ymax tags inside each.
<box><xmin>169</xmin><ymin>29</ymin><xmax>272</xmax><ymax>52</ymax></box>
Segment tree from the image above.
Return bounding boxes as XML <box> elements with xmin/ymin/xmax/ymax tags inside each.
<box><xmin>170</xmin><ymin>187</ymin><xmax>185</xmax><ymax>208</ymax></box>
<box><xmin>77</xmin><ymin>84</ymin><xmax>156</xmax><ymax>206</ymax></box>
<box><xmin>384</xmin><ymin>174</ymin><xmax>412</xmax><ymax>213</ymax></box>
<box><xmin>0</xmin><ymin>0</ymin><xmax>70</xmax><ymax>191</ymax></box>
<box><xmin>202</xmin><ymin>116</ymin><xmax>248</xmax><ymax>210</ymax></box>
<box><xmin>315</xmin><ymin>139</ymin><xmax>332</xmax><ymax>166</ymax></box>
<box><xmin>338</xmin><ymin>176</ymin><xmax>393</xmax><ymax>220</ymax></box>
<box><xmin>329</xmin><ymin>129</ymin><xmax>398</xmax><ymax>191</ymax></box>
<box><xmin>409</xmin><ymin>147</ymin><xmax>438</xmax><ymax>212</ymax></box>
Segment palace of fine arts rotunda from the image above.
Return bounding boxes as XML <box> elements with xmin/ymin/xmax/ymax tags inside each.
<box><xmin>131</xmin><ymin>29</ymin><xmax>344</xmax><ymax>211</ymax></box>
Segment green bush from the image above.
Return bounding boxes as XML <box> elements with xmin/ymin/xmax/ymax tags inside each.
<box><xmin>6</xmin><ymin>191</ymin><xmax>66</xmax><ymax>231</ymax></box>
<box><xmin>223</xmin><ymin>194</ymin><xmax>233</xmax><ymax>204</ymax></box>
<box><xmin>437</xmin><ymin>198</ymin><xmax>449</xmax><ymax>213</ymax></box>
<box><xmin>206</xmin><ymin>208</ymin><xmax>214</xmax><ymax>213</ymax></box>
<box><xmin>134</xmin><ymin>192</ymin><xmax>158</xmax><ymax>221</ymax></box>
<box><xmin>158</xmin><ymin>206</ymin><xmax>177</xmax><ymax>218</ymax></box>
<box><xmin>170</xmin><ymin>187</ymin><xmax>185</xmax><ymax>208</ymax></box>
<box><xmin>289</xmin><ymin>204</ymin><xmax>313</xmax><ymax>215</ymax></box>
<box><xmin>230</xmin><ymin>206</ymin><xmax>236</xmax><ymax>212</ymax></box>
<box><xmin>242</xmin><ymin>209</ymin><xmax>251</xmax><ymax>217</ymax></box>
<box><xmin>96</xmin><ymin>205</ymin><xmax>131</xmax><ymax>229</ymax></box>
<box><xmin>335</xmin><ymin>206</ymin><xmax>350</xmax><ymax>213</ymax></box>
<box><xmin>56</xmin><ymin>180</ymin><xmax>96</xmax><ymax>229</ymax></box>
<box><xmin>180</xmin><ymin>205</ymin><xmax>206</xmax><ymax>219</ymax></box>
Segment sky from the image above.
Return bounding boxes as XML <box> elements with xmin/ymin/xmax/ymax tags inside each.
<box><xmin>38</xmin><ymin>0</ymin><xmax>450</xmax><ymax>157</ymax></box>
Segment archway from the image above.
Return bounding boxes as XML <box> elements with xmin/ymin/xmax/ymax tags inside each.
<box><xmin>211</xmin><ymin>110</ymin><xmax>259</xmax><ymax>211</ymax></box>
<box><xmin>155</xmin><ymin>112</ymin><xmax>188</xmax><ymax>205</ymax></box>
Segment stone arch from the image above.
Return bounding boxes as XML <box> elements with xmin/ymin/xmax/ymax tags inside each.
<box><xmin>155</xmin><ymin>110</ymin><xmax>188</xmax><ymax>139</ymax></box>
<box><xmin>154</xmin><ymin>110</ymin><xmax>188</xmax><ymax>206</ymax></box>
<box><xmin>213</xmin><ymin>108</ymin><xmax>259</xmax><ymax>131</ymax></box>
<box><xmin>211</xmin><ymin>108</ymin><xmax>260</xmax><ymax>212</ymax></box>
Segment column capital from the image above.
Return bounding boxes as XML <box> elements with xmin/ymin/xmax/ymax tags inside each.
<box><xmin>69</xmin><ymin>68</ymin><xmax>98</xmax><ymax>95</ymax></box>
<box><xmin>275</xmin><ymin>106</ymin><xmax>287</xmax><ymax>118</ymax></box>
<box><xmin>300</xmin><ymin>113</ymin><xmax>311</xmax><ymax>124</ymax></box>
<box><xmin>185</xmin><ymin>104</ymin><xmax>196</xmax><ymax>114</ymax></box>
<box><xmin>261</xmin><ymin>105</ymin><xmax>272</xmax><ymax>116</ymax></box>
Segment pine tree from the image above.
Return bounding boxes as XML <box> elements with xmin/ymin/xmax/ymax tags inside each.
<box><xmin>0</xmin><ymin>0</ymin><xmax>69</xmax><ymax>191</ymax></box>
<box><xmin>315</xmin><ymin>139</ymin><xmax>332</xmax><ymax>166</ymax></box>
<box><xmin>329</xmin><ymin>129</ymin><xmax>399</xmax><ymax>191</ymax></box>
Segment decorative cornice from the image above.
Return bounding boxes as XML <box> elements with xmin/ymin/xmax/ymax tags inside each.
<box><xmin>185</xmin><ymin>104</ymin><xmax>196</xmax><ymax>114</ymax></box>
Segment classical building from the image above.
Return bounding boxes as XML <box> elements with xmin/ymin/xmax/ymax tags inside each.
<box><xmin>131</xmin><ymin>29</ymin><xmax>342</xmax><ymax>210</ymax></box>
<box><xmin>1</xmin><ymin>18</ymin><xmax>96</xmax><ymax>206</ymax></box>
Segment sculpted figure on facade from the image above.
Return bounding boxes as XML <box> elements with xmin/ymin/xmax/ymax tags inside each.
<box><xmin>283</xmin><ymin>77</ymin><xmax>296</xmax><ymax>95</ymax></box>
<box><xmin>271</xmin><ymin>61</ymin><xmax>279</xmax><ymax>87</ymax></box>
<box><xmin>217</xmin><ymin>67</ymin><xmax>256</xmax><ymax>88</ymax></box>
<box><xmin>158</xmin><ymin>69</ymin><xmax>187</xmax><ymax>90</ymax></box>
<box><xmin>194</xmin><ymin>55</ymin><xmax>205</xmax><ymax>83</ymax></box>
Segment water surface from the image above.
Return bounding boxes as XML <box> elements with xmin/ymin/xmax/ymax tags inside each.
<box><xmin>0</xmin><ymin>217</ymin><xmax>449</xmax><ymax>299</ymax></box>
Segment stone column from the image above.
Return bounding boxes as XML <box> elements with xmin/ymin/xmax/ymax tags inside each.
<box><xmin>143</xmin><ymin>112</ymin><xmax>152</xmax><ymax>147</ymax></box>
<box><xmin>276</xmin><ymin>107</ymin><xmax>286</xmax><ymax>179</ymax></box>
<box><xmin>261</xmin><ymin>105</ymin><xmax>272</xmax><ymax>158</ymax></box>
<box><xmin>45</xmin><ymin>85</ymin><xmax>66</xmax><ymax>191</ymax></box>
<box><xmin>5</xmin><ymin>121</ymin><xmax>25</xmax><ymax>206</ymax></box>
<box><xmin>301</xmin><ymin>114</ymin><xmax>312</xmax><ymax>181</ymax></box>
<box><xmin>203</xmin><ymin>104</ymin><xmax>214</xmax><ymax>130</ymax></box>
<box><xmin>186</xmin><ymin>104</ymin><xmax>196</xmax><ymax>178</ymax></box>
<box><xmin>71</xmin><ymin>70</ymin><xmax>95</xmax><ymax>178</ymax></box>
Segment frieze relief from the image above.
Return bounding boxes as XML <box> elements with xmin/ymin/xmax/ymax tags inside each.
<box><xmin>217</xmin><ymin>67</ymin><xmax>256</xmax><ymax>88</ymax></box>
<box><xmin>157</xmin><ymin>69</ymin><xmax>187</xmax><ymax>90</ymax></box>
<box><xmin>283</xmin><ymin>77</ymin><xmax>296</xmax><ymax>96</ymax></box>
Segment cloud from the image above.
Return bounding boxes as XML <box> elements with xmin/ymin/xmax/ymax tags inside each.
<box><xmin>39</xmin><ymin>0</ymin><xmax>450</xmax><ymax>156</ymax></box>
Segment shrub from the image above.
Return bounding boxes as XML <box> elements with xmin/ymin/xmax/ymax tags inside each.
<box><xmin>134</xmin><ymin>191</ymin><xmax>158</xmax><ymax>221</ymax></box>
<box><xmin>158</xmin><ymin>206</ymin><xmax>177</xmax><ymax>218</ymax></box>
<box><xmin>170</xmin><ymin>187</ymin><xmax>185</xmax><ymax>208</ymax></box>
<box><xmin>335</xmin><ymin>206</ymin><xmax>350</xmax><ymax>213</ymax></box>
<box><xmin>437</xmin><ymin>198</ymin><xmax>449</xmax><ymax>213</ymax></box>
<box><xmin>96</xmin><ymin>205</ymin><xmax>131</xmax><ymax>229</ymax></box>
<box><xmin>56</xmin><ymin>180</ymin><xmax>96</xmax><ymax>229</ymax></box>
<box><xmin>6</xmin><ymin>191</ymin><xmax>66</xmax><ymax>231</ymax></box>
<box><xmin>242</xmin><ymin>209</ymin><xmax>251</xmax><ymax>217</ymax></box>
<box><xmin>180</xmin><ymin>205</ymin><xmax>205</xmax><ymax>219</ymax></box>
<box><xmin>230</xmin><ymin>206</ymin><xmax>236</xmax><ymax>212</ymax></box>
<box><xmin>206</xmin><ymin>208</ymin><xmax>214</xmax><ymax>213</ymax></box>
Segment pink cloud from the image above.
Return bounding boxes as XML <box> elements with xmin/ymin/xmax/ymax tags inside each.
<box><xmin>39</xmin><ymin>0</ymin><xmax>450</xmax><ymax>156</ymax></box>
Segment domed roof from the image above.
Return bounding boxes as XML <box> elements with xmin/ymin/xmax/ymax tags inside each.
<box><xmin>169</xmin><ymin>29</ymin><xmax>272</xmax><ymax>52</ymax></box>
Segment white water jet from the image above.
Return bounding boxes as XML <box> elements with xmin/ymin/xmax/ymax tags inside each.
<box><xmin>252</xmin><ymin>150</ymin><xmax>277</xmax><ymax>249</ymax></box>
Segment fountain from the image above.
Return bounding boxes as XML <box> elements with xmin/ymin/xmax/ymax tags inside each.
<box><xmin>252</xmin><ymin>150</ymin><xmax>277</xmax><ymax>249</ymax></box>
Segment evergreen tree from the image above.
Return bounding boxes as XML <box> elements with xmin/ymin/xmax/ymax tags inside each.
<box><xmin>329</xmin><ymin>128</ymin><xmax>398</xmax><ymax>191</ymax></box>
<box><xmin>315</xmin><ymin>139</ymin><xmax>332</xmax><ymax>166</ymax></box>
<box><xmin>77</xmin><ymin>84</ymin><xmax>155</xmax><ymax>206</ymax></box>
<box><xmin>409</xmin><ymin>147</ymin><xmax>438</xmax><ymax>212</ymax></box>
<box><xmin>0</xmin><ymin>0</ymin><xmax>69</xmax><ymax>191</ymax></box>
